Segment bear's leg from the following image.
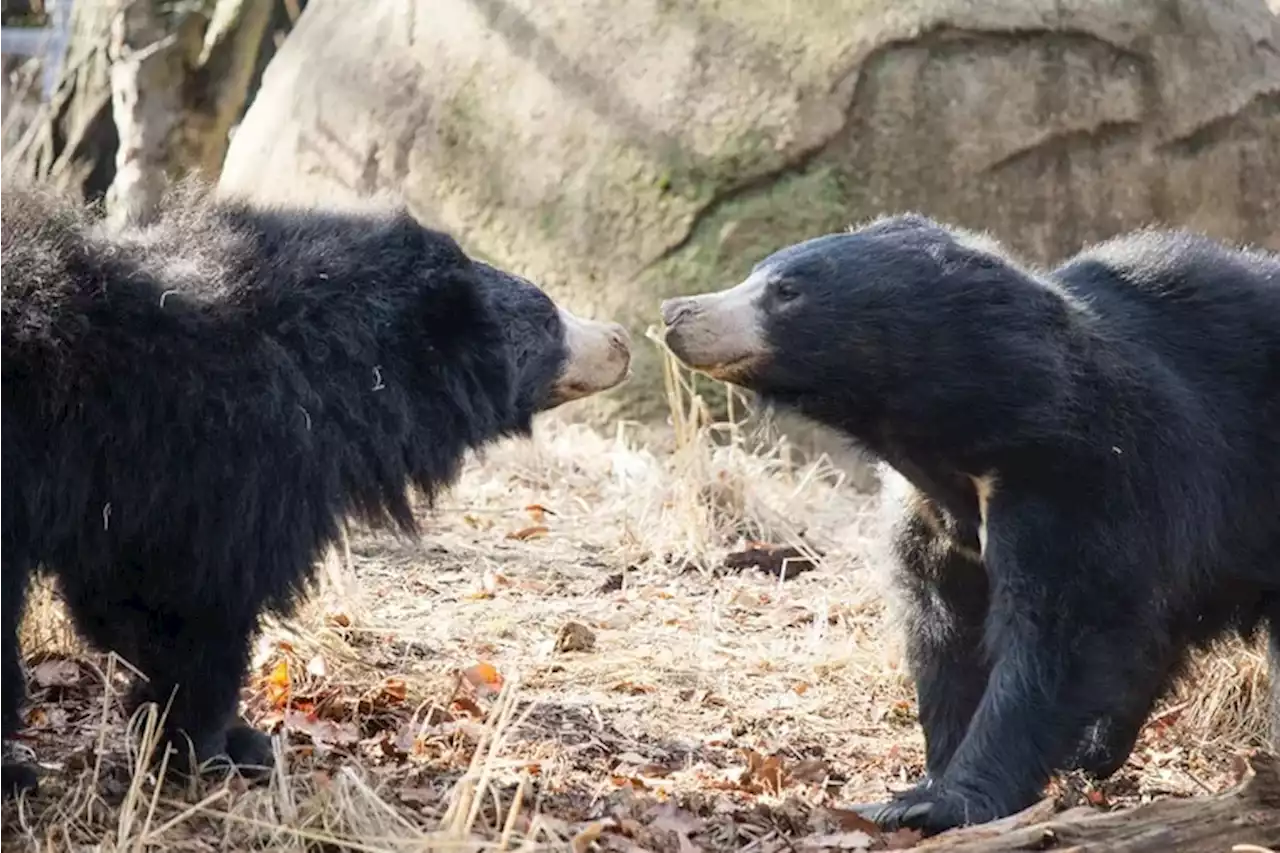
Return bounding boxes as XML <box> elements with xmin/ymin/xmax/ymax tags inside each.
<box><xmin>60</xmin><ymin>570</ymin><xmax>274</xmax><ymax>779</ymax></box>
<box><xmin>1065</xmin><ymin>653</ymin><xmax>1175</xmax><ymax>781</ymax></box>
<box><xmin>891</xmin><ymin>514</ymin><xmax>990</xmax><ymax>781</ymax></box>
<box><xmin>2</xmin><ymin>548</ymin><xmax>38</xmax><ymax>798</ymax></box>
<box><xmin>125</xmin><ymin>606</ymin><xmax>274</xmax><ymax>778</ymax></box>
<box><xmin>856</xmin><ymin>498</ymin><xmax>1165</xmax><ymax>834</ymax></box>
<box><xmin>1066</xmin><ymin>709</ymin><xmax>1148</xmax><ymax>780</ymax></box>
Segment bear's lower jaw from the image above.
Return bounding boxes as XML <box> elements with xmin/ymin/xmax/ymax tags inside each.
<box><xmin>693</xmin><ymin>355</ymin><xmax>766</xmax><ymax>386</ymax></box>
<box><xmin>541</xmin><ymin>370</ymin><xmax>631</xmax><ymax>410</ymax></box>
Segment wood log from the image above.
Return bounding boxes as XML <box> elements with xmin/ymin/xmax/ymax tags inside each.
<box><xmin>904</xmin><ymin>752</ymin><xmax>1280</xmax><ymax>852</ymax></box>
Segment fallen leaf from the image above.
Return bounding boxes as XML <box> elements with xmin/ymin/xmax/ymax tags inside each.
<box><xmin>740</xmin><ymin>749</ymin><xmax>787</xmax><ymax>794</ymax></box>
<box><xmin>610</xmin><ymin>680</ymin><xmax>656</xmax><ymax>695</ymax></box>
<box><xmin>324</xmin><ymin>611</ymin><xmax>352</xmax><ymax>628</ymax></box>
<box><xmin>262</xmin><ymin>659</ymin><xmax>291</xmax><ymax>708</ymax></box>
<box><xmin>31</xmin><ymin>659</ymin><xmax>82</xmax><ymax>689</ymax></box>
<box><xmin>883</xmin><ymin>829</ymin><xmax>925</xmax><ymax>849</ymax></box>
<box><xmin>506</xmin><ymin>525</ymin><xmax>549</xmax><ymax>541</ymax></box>
<box><xmin>283</xmin><ymin>709</ymin><xmax>359</xmax><ymax>747</ymax></box>
<box><xmin>524</xmin><ymin>503</ymin><xmax>557</xmax><ymax>523</ymax></box>
<box><xmin>482</xmin><ymin>569</ymin><xmax>514</xmax><ymax>594</ymax></box>
<box><xmin>612</xmin><ymin>775</ymin><xmax>650</xmax><ymax>790</ymax></box>
<box><xmin>555</xmin><ymin>621</ymin><xmax>597</xmax><ymax>653</ymax></box>
<box><xmin>376</xmin><ymin>677</ymin><xmax>407</xmax><ymax>705</ymax></box>
<box><xmin>825</xmin><ymin>809</ymin><xmax>882</xmax><ymax>835</ymax></box>
<box><xmin>461</xmin><ymin>662</ymin><xmax>504</xmax><ymax>697</ymax></box>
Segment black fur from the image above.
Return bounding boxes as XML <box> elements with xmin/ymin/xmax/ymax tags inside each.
<box><xmin>716</xmin><ymin>215</ymin><xmax>1280</xmax><ymax>833</ymax></box>
<box><xmin>1</xmin><ymin>181</ymin><xmax>572</xmax><ymax>796</ymax></box>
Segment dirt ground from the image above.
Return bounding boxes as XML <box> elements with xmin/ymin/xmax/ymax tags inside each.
<box><xmin>1</xmin><ymin>367</ymin><xmax>1272</xmax><ymax>852</ymax></box>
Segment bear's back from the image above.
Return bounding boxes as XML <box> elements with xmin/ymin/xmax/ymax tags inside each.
<box><xmin>1049</xmin><ymin>230</ymin><xmax>1280</xmax><ymax>398</ymax></box>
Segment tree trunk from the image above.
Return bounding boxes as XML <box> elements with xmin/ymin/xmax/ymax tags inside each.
<box><xmin>9</xmin><ymin>0</ymin><xmax>304</xmax><ymax>222</ymax></box>
<box><xmin>8</xmin><ymin>0</ymin><xmax>122</xmax><ymax>202</ymax></box>
<box><xmin>902</xmin><ymin>752</ymin><xmax>1280</xmax><ymax>853</ymax></box>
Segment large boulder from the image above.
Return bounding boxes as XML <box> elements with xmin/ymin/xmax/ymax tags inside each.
<box><xmin>219</xmin><ymin>0</ymin><xmax>1280</xmax><ymax>423</ymax></box>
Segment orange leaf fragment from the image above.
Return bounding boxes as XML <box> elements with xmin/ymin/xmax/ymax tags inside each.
<box><xmin>506</xmin><ymin>525</ymin><xmax>549</xmax><ymax>541</ymax></box>
<box><xmin>380</xmin><ymin>677</ymin><xmax>408</xmax><ymax>704</ymax></box>
<box><xmin>462</xmin><ymin>662</ymin><xmax>504</xmax><ymax>695</ymax></box>
<box><xmin>524</xmin><ymin>503</ymin><xmax>557</xmax><ymax>522</ymax></box>
<box><xmin>482</xmin><ymin>569</ymin><xmax>514</xmax><ymax>593</ymax></box>
<box><xmin>263</xmin><ymin>659</ymin><xmax>291</xmax><ymax>708</ymax></box>
<box><xmin>324</xmin><ymin>611</ymin><xmax>352</xmax><ymax>628</ymax></box>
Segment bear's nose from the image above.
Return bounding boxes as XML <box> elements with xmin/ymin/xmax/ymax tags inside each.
<box><xmin>660</xmin><ymin>297</ymin><xmax>697</xmax><ymax>327</ymax></box>
<box><xmin>606</xmin><ymin>323</ymin><xmax>631</xmax><ymax>356</ymax></box>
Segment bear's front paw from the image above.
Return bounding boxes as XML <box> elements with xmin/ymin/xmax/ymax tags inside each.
<box><xmin>223</xmin><ymin>723</ymin><xmax>274</xmax><ymax>775</ymax></box>
<box><xmin>851</xmin><ymin>783</ymin><xmax>998</xmax><ymax>836</ymax></box>
<box><xmin>160</xmin><ymin>722</ymin><xmax>274</xmax><ymax>782</ymax></box>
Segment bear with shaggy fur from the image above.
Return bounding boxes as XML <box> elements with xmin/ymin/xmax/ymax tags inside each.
<box><xmin>660</xmin><ymin>214</ymin><xmax>1280</xmax><ymax>834</ymax></box>
<box><xmin>1</xmin><ymin>182</ymin><xmax>631</xmax><ymax>796</ymax></box>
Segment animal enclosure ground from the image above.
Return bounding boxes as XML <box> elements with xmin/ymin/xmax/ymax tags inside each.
<box><xmin>2</xmin><ymin>377</ymin><xmax>1272</xmax><ymax>852</ymax></box>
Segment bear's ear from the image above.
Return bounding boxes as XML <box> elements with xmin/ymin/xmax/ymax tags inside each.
<box><xmin>412</xmin><ymin>263</ymin><xmax>498</xmax><ymax>354</ymax></box>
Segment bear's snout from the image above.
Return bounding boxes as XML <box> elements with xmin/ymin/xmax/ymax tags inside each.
<box><xmin>546</xmin><ymin>309</ymin><xmax>633</xmax><ymax>408</ymax></box>
<box><xmin>660</xmin><ymin>297</ymin><xmax>699</xmax><ymax>328</ymax></box>
<box><xmin>657</xmin><ymin>281</ymin><xmax>771</xmax><ymax>385</ymax></box>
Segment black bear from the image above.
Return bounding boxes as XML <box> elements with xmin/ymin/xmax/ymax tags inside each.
<box><xmin>659</xmin><ymin>214</ymin><xmax>1280</xmax><ymax>834</ymax></box>
<box><xmin>1</xmin><ymin>181</ymin><xmax>632</xmax><ymax>797</ymax></box>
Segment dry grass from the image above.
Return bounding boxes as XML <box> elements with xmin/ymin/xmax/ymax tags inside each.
<box><xmin>2</xmin><ymin>345</ymin><xmax>1271</xmax><ymax>852</ymax></box>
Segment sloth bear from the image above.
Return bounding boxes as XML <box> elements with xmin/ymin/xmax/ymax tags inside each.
<box><xmin>660</xmin><ymin>214</ymin><xmax>1280</xmax><ymax>834</ymax></box>
<box><xmin>1</xmin><ymin>181</ymin><xmax>631</xmax><ymax>797</ymax></box>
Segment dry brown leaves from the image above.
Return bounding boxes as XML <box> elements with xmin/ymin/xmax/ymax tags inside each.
<box><xmin>243</xmin><ymin>640</ymin><xmax>513</xmax><ymax>779</ymax></box>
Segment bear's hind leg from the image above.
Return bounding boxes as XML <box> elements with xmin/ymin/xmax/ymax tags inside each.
<box><xmin>2</xmin><ymin>548</ymin><xmax>38</xmax><ymax>798</ymax></box>
<box><xmin>126</xmin><ymin>606</ymin><xmax>273</xmax><ymax>778</ymax></box>
<box><xmin>62</xmin><ymin>571</ymin><xmax>275</xmax><ymax>781</ymax></box>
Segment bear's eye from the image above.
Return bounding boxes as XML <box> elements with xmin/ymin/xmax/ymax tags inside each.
<box><xmin>772</xmin><ymin>280</ymin><xmax>801</xmax><ymax>304</ymax></box>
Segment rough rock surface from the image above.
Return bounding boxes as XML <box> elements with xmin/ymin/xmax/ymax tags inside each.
<box><xmin>220</xmin><ymin>0</ymin><xmax>1280</xmax><ymax>421</ymax></box>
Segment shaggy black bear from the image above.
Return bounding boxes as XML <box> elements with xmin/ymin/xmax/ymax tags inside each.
<box><xmin>659</xmin><ymin>214</ymin><xmax>1280</xmax><ymax>834</ymax></box>
<box><xmin>1</xmin><ymin>182</ymin><xmax>631</xmax><ymax>797</ymax></box>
